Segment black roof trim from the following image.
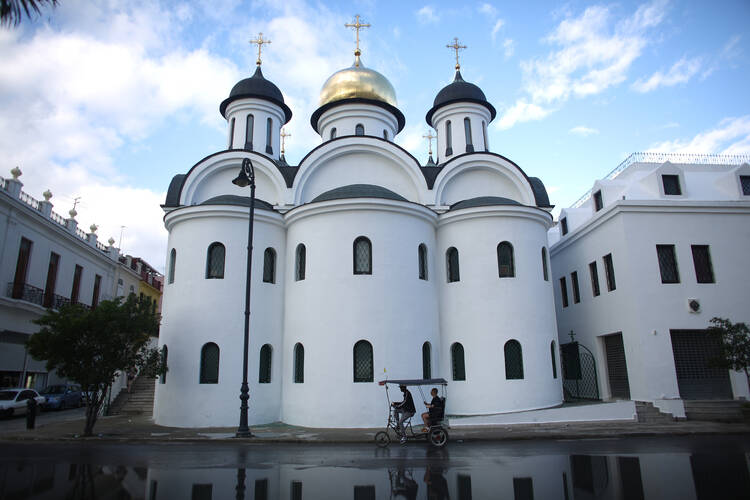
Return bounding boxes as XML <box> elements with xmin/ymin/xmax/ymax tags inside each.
<box><xmin>311</xmin><ymin>184</ymin><xmax>408</xmax><ymax>203</ymax></box>
<box><xmin>527</xmin><ymin>177</ymin><xmax>553</xmax><ymax>208</ymax></box>
<box><xmin>426</xmin><ymin>97</ymin><xmax>497</xmax><ymax>127</ymax></box>
<box><xmin>449</xmin><ymin>196</ymin><xmax>522</xmax><ymax>211</ymax></box>
<box><xmin>310</xmin><ymin>97</ymin><xmax>406</xmax><ymax>134</ymax></box>
<box><xmin>165</xmin><ymin>174</ymin><xmax>186</xmax><ymax>207</ymax></box>
<box><xmin>420</xmin><ymin>165</ymin><xmax>444</xmax><ymax>190</ymax></box>
<box><xmin>200</xmin><ymin>195</ymin><xmax>275</xmax><ymax>211</ymax></box>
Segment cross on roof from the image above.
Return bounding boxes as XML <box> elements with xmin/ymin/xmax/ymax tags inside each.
<box><xmin>280</xmin><ymin>129</ymin><xmax>291</xmax><ymax>155</ymax></box>
<box><xmin>345</xmin><ymin>14</ymin><xmax>370</xmax><ymax>58</ymax></box>
<box><xmin>423</xmin><ymin>131</ymin><xmax>436</xmax><ymax>156</ymax></box>
<box><xmin>446</xmin><ymin>37</ymin><xmax>467</xmax><ymax>70</ymax></box>
<box><xmin>250</xmin><ymin>32</ymin><xmax>271</xmax><ymax>66</ymax></box>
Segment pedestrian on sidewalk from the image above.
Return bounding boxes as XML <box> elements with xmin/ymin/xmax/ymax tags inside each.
<box><xmin>126</xmin><ymin>369</ymin><xmax>137</xmax><ymax>393</ymax></box>
<box><xmin>26</xmin><ymin>397</ymin><xmax>38</xmax><ymax>430</ymax></box>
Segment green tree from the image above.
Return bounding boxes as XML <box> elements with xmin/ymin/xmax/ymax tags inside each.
<box><xmin>708</xmin><ymin>317</ymin><xmax>750</xmax><ymax>389</ymax></box>
<box><xmin>27</xmin><ymin>294</ymin><xmax>164</xmax><ymax>436</ymax></box>
<box><xmin>0</xmin><ymin>0</ymin><xmax>57</xmax><ymax>26</ymax></box>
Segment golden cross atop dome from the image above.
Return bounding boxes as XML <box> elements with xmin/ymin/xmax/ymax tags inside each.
<box><xmin>446</xmin><ymin>37</ymin><xmax>467</xmax><ymax>70</ymax></box>
<box><xmin>280</xmin><ymin>128</ymin><xmax>291</xmax><ymax>155</ymax></box>
<box><xmin>423</xmin><ymin>131</ymin><xmax>436</xmax><ymax>156</ymax></box>
<box><xmin>345</xmin><ymin>14</ymin><xmax>370</xmax><ymax>61</ymax></box>
<box><xmin>250</xmin><ymin>32</ymin><xmax>271</xmax><ymax>66</ymax></box>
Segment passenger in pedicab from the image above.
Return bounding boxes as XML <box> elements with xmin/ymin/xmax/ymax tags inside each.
<box><xmin>392</xmin><ymin>385</ymin><xmax>416</xmax><ymax>443</ymax></box>
<box><xmin>420</xmin><ymin>387</ymin><xmax>443</xmax><ymax>432</ymax></box>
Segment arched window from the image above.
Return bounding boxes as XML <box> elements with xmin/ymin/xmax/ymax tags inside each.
<box><xmin>353</xmin><ymin>340</ymin><xmax>374</xmax><ymax>382</ymax></box>
<box><xmin>265</xmin><ymin>117</ymin><xmax>273</xmax><ymax>154</ymax></box>
<box><xmin>446</xmin><ymin>247</ymin><xmax>460</xmax><ymax>283</ymax></box>
<box><xmin>418</xmin><ymin>244</ymin><xmax>428</xmax><ymax>280</ymax></box>
<box><xmin>160</xmin><ymin>345</ymin><xmax>168</xmax><ymax>384</ymax></box>
<box><xmin>245</xmin><ymin>114</ymin><xmax>254</xmax><ymax>150</ymax></box>
<box><xmin>168</xmin><ymin>249</ymin><xmax>176</xmax><ymax>284</ymax></box>
<box><xmin>355</xmin><ymin>123</ymin><xmax>365</xmax><ymax>136</ymax></box>
<box><xmin>497</xmin><ymin>241</ymin><xmax>515</xmax><ymax>278</ymax></box>
<box><xmin>259</xmin><ymin>344</ymin><xmax>272</xmax><ymax>383</ymax></box>
<box><xmin>482</xmin><ymin>120</ymin><xmax>488</xmax><ymax>151</ymax></box>
<box><xmin>199</xmin><ymin>342</ymin><xmax>220</xmax><ymax>384</ymax></box>
<box><xmin>295</xmin><ymin>244</ymin><xmax>306</xmax><ymax>281</ymax></box>
<box><xmin>228</xmin><ymin>117</ymin><xmax>235</xmax><ymax>148</ymax></box>
<box><xmin>263</xmin><ymin>247</ymin><xmax>276</xmax><ymax>283</ymax></box>
<box><xmin>464</xmin><ymin>117</ymin><xmax>473</xmax><ymax>152</ymax></box>
<box><xmin>550</xmin><ymin>341</ymin><xmax>557</xmax><ymax>379</ymax></box>
<box><xmin>330</xmin><ymin>127</ymin><xmax>337</xmax><ymax>140</ymax></box>
<box><xmin>383</xmin><ymin>129</ymin><xmax>389</xmax><ymax>140</ymax></box>
<box><xmin>541</xmin><ymin>247</ymin><xmax>549</xmax><ymax>281</ymax></box>
<box><xmin>206</xmin><ymin>242</ymin><xmax>225</xmax><ymax>279</ymax></box>
<box><xmin>293</xmin><ymin>343</ymin><xmax>304</xmax><ymax>383</ymax></box>
<box><xmin>445</xmin><ymin>120</ymin><xmax>453</xmax><ymax>156</ymax></box>
<box><xmin>451</xmin><ymin>342</ymin><xmax>465</xmax><ymax>381</ymax></box>
<box><xmin>422</xmin><ymin>342</ymin><xmax>432</xmax><ymax>379</ymax></box>
<box><xmin>353</xmin><ymin>237</ymin><xmax>372</xmax><ymax>275</ymax></box>
<box><xmin>504</xmin><ymin>340</ymin><xmax>524</xmax><ymax>380</ymax></box>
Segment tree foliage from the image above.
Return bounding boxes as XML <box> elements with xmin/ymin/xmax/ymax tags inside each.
<box><xmin>27</xmin><ymin>294</ymin><xmax>164</xmax><ymax>436</ymax></box>
<box><xmin>708</xmin><ymin>317</ymin><xmax>750</xmax><ymax>384</ymax></box>
<box><xmin>0</xmin><ymin>0</ymin><xmax>57</xmax><ymax>26</ymax></box>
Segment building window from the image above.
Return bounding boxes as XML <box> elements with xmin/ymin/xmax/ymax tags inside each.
<box><xmin>451</xmin><ymin>342</ymin><xmax>466</xmax><ymax>381</ymax></box>
<box><xmin>353</xmin><ymin>237</ymin><xmax>372</xmax><ymax>275</ymax></box>
<box><xmin>571</xmin><ymin>271</ymin><xmax>580</xmax><ymax>303</ymax></box>
<box><xmin>265</xmin><ymin>117</ymin><xmax>273</xmax><ymax>154</ymax></box>
<box><xmin>422</xmin><ymin>342</ymin><xmax>431</xmax><ymax>379</ymax></box>
<box><xmin>245</xmin><ymin>114</ymin><xmax>254</xmax><ymax>150</ymax></box>
<box><xmin>293</xmin><ymin>343</ymin><xmax>304</xmax><ymax>383</ymax></box>
<box><xmin>656</xmin><ymin>244</ymin><xmax>680</xmax><ymax>284</ymax></box>
<box><xmin>589</xmin><ymin>261</ymin><xmax>600</xmax><ymax>297</ymax></box>
<box><xmin>354</xmin><ymin>486</ymin><xmax>375</xmax><ymax>500</ymax></box>
<box><xmin>11</xmin><ymin>237</ymin><xmax>33</xmax><ymax>299</ymax></box>
<box><xmin>254</xmin><ymin>479</ymin><xmax>268</xmax><ymax>500</ymax></box>
<box><xmin>593</xmin><ymin>190</ymin><xmax>603</xmax><ymax>212</ymax></box>
<box><xmin>550</xmin><ymin>341</ymin><xmax>557</xmax><ymax>379</ymax></box>
<box><xmin>291</xmin><ymin>481</ymin><xmax>302</xmax><ymax>500</ymax></box>
<box><xmin>445</xmin><ymin>120</ymin><xmax>453</xmax><ymax>156</ymax></box>
<box><xmin>504</xmin><ymin>340</ymin><xmax>524</xmax><ymax>379</ymax></box>
<box><xmin>168</xmin><ymin>249</ymin><xmax>176</xmax><ymax>284</ymax></box>
<box><xmin>92</xmin><ymin>274</ymin><xmax>101</xmax><ymax>308</ymax></box>
<box><xmin>206</xmin><ymin>242</ymin><xmax>225</xmax><ymax>279</ymax></box>
<box><xmin>691</xmin><ymin>245</ymin><xmax>715</xmax><ymax>283</ymax></box>
<box><xmin>263</xmin><ymin>248</ymin><xmax>276</xmax><ymax>283</ymax></box>
<box><xmin>43</xmin><ymin>252</ymin><xmax>60</xmax><ymax>308</ymax></box>
<box><xmin>295</xmin><ymin>244</ymin><xmax>306</xmax><ymax>281</ymax></box>
<box><xmin>497</xmin><ymin>241</ymin><xmax>515</xmax><ymax>278</ymax></box>
<box><xmin>446</xmin><ymin>247</ymin><xmax>460</xmax><ymax>283</ymax></box>
<box><xmin>541</xmin><ymin>247</ymin><xmax>549</xmax><ymax>281</ymax></box>
<box><xmin>228</xmin><ymin>117</ymin><xmax>235</xmax><ymax>148</ymax></box>
<box><xmin>191</xmin><ymin>484</ymin><xmax>212</xmax><ymax>500</ymax></box>
<box><xmin>383</xmin><ymin>129</ymin><xmax>388</xmax><ymax>140</ymax></box>
<box><xmin>259</xmin><ymin>344</ymin><xmax>272</xmax><ymax>383</ymax></box>
<box><xmin>603</xmin><ymin>253</ymin><xmax>616</xmax><ymax>291</ymax></box>
<box><xmin>353</xmin><ymin>340</ymin><xmax>374</xmax><ymax>382</ymax></box>
<box><xmin>458</xmin><ymin>475</ymin><xmax>472</xmax><ymax>500</ymax></box>
<box><xmin>482</xmin><ymin>120</ymin><xmax>488</xmax><ymax>151</ymax></box>
<box><xmin>560</xmin><ymin>277</ymin><xmax>569</xmax><ymax>308</ymax></box>
<box><xmin>160</xmin><ymin>345</ymin><xmax>168</xmax><ymax>384</ymax></box>
<box><xmin>418</xmin><ymin>244</ymin><xmax>428</xmax><ymax>280</ymax></box>
<box><xmin>662</xmin><ymin>174</ymin><xmax>682</xmax><ymax>195</ymax></box>
<box><xmin>741</xmin><ymin>175</ymin><xmax>750</xmax><ymax>195</ymax></box>
<box><xmin>355</xmin><ymin>123</ymin><xmax>364</xmax><ymax>136</ymax></box>
<box><xmin>560</xmin><ymin>217</ymin><xmax>568</xmax><ymax>236</ymax></box>
<box><xmin>199</xmin><ymin>343</ymin><xmax>220</xmax><ymax>384</ymax></box>
<box><xmin>330</xmin><ymin>127</ymin><xmax>337</xmax><ymax>140</ymax></box>
<box><xmin>464</xmin><ymin>117</ymin><xmax>474</xmax><ymax>153</ymax></box>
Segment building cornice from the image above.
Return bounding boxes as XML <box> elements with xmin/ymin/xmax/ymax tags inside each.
<box><xmin>284</xmin><ymin>197</ymin><xmax>438</xmax><ymax>226</ymax></box>
<box><xmin>164</xmin><ymin>204</ymin><xmax>285</xmax><ymax>231</ymax></box>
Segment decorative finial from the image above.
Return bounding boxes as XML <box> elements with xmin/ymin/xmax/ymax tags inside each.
<box><xmin>423</xmin><ymin>130</ymin><xmax>436</xmax><ymax>157</ymax></box>
<box><xmin>345</xmin><ymin>14</ymin><xmax>370</xmax><ymax>65</ymax></box>
<box><xmin>249</xmin><ymin>32</ymin><xmax>271</xmax><ymax>67</ymax></box>
<box><xmin>108</xmin><ymin>237</ymin><xmax>116</xmax><ymax>246</ymax></box>
<box><xmin>280</xmin><ymin>128</ymin><xmax>291</xmax><ymax>155</ymax></box>
<box><xmin>446</xmin><ymin>37</ymin><xmax>467</xmax><ymax>70</ymax></box>
<box><xmin>69</xmin><ymin>196</ymin><xmax>81</xmax><ymax>219</ymax></box>
<box><xmin>10</xmin><ymin>166</ymin><xmax>21</xmax><ymax>179</ymax></box>
<box><xmin>43</xmin><ymin>189</ymin><xmax>52</xmax><ymax>201</ymax></box>
<box><xmin>89</xmin><ymin>224</ymin><xmax>98</xmax><ymax>234</ymax></box>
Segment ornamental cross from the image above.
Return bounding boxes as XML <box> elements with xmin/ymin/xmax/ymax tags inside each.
<box><xmin>446</xmin><ymin>37</ymin><xmax>467</xmax><ymax>70</ymax></box>
<box><xmin>250</xmin><ymin>32</ymin><xmax>271</xmax><ymax>66</ymax></box>
<box><xmin>569</xmin><ymin>330</ymin><xmax>576</xmax><ymax>342</ymax></box>
<box><xmin>423</xmin><ymin>131</ymin><xmax>436</xmax><ymax>156</ymax></box>
<box><xmin>345</xmin><ymin>14</ymin><xmax>370</xmax><ymax>57</ymax></box>
<box><xmin>280</xmin><ymin>129</ymin><xmax>291</xmax><ymax>155</ymax></box>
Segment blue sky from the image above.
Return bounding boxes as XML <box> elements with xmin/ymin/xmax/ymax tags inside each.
<box><xmin>1</xmin><ymin>0</ymin><xmax>748</xmax><ymax>270</ymax></box>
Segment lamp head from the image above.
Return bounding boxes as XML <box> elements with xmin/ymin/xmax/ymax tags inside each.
<box><xmin>232</xmin><ymin>158</ymin><xmax>254</xmax><ymax>187</ymax></box>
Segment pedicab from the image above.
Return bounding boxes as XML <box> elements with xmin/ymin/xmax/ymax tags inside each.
<box><xmin>374</xmin><ymin>378</ymin><xmax>449</xmax><ymax>447</ymax></box>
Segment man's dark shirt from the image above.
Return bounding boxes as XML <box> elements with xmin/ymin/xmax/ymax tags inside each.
<box><xmin>428</xmin><ymin>396</ymin><xmax>442</xmax><ymax>417</ymax></box>
<box><xmin>396</xmin><ymin>390</ymin><xmax>416</xmax><ymax>413</ymax></box>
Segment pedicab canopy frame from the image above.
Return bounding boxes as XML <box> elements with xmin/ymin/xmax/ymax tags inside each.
<box><xmin>378</xmin><ymin>378</ymin><xmax>448</xmax><ymax>406</ymax></box>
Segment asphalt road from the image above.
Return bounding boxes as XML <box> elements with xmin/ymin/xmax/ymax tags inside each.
<box><xmin>0</xmin><ymin>405</ymin><xmax>86</xmax><ymax>434</ymax></box>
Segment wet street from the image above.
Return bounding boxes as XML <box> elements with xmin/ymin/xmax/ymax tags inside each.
<box><xmin>1</xmin><ymin>435</ymin><xmax>749</xmax><ymax>499</ymax></box>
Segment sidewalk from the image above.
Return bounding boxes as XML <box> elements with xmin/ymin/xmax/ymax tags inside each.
<box><xmin>4</xmin><ymin>413</ymin><xmax>750</xmax><ymax>443</ymax></box>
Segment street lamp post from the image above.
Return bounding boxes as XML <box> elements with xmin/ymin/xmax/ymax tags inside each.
<box><xmin>233</xmin><ymin>158</ymin><xmax>256</xmax><ymax>438</ymax></box>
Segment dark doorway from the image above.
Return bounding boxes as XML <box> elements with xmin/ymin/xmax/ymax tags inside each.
<box><xmin>670</xmin><ymin>330</ymin><xmax>732</xmax><ymax>399</ymax></box>
<box><xmin>604</xmin><ymin>333</ymin><xmax>631</xmax><ymax>399</ymax></box>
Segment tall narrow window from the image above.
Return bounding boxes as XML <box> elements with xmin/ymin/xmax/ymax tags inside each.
<box><xmin>464</xmin><ymin>117</ymin><xmax>474</xmax><ymax>153</ymax></box>
<box><xmin>691</xmin><ymin>245</ymin><xmax>715</xmax><ymax>283</ymax></box>
<box><xmin>259</xmin><ymin>344</ymin><xmax>272</xmax><ymax>383</ymax></box>
<box><xmin>355</xmin><ymin>123</ymin><xmax>364</xmax><ymax>136</ymax></box>
<box><xmin>206</xmin><ymin>242</ymin><xmax>225</xmax><ymax>279</ymax></box>
<box><xmin>295</xmin><ymin>244</ymin><xmax>306</xmax><ymax>281</ymax></box>
<box><xmin>43</xmin><ymin>252</ymin><xmax>60</xmax><ymax>308</ymax></box>
<box><xmin>199</xmin><ymin>342</ymin><xmax>220</xmax><ymax>384</ymax></box>
<box><xmin>593</xmin><ymin>190</ymin><xmax>603</xmax><ymax>212</ymax></box>
<box><xmin>446</xmin><ymin>247</ymin><xmax>460</xmax><ymax>283</ymax></box>
<box><xmin>263</xmin><ymin>248</ymin><xmax>276</xmax><ymax>283</ymax></box>
<box><xmin>513</xmin><ymin>478</ymin><xmax>534</xmax><ymax>500</ymax></box>
<box><xmin>741</xmin><ymin>175</ymin><xmax>750</xmax><ymax>195</ymax></box>
<box><xmin>550</xmin><ymin>341</ymin><xmax>557</xmax><ymax>379</ymax></box>
<box><xmin>482</xmin><ymin>120</ymin><xmax>488</xmax><ymax>151</ymax></box>
<box><xmin>92</xmin><ymin>274</ymin><xmax>101</xmax><ymax>308</ymax></box>
<box><xmin>445</xmin><ymin>120</ymin><xmax>453</xmax><ymax>156</ymax></box>
<box><xmin>418</xmin><ymin>244</ymin><xmax>428</xmax><ymax>280</ymax></box>
<box><xmin>353</xmin><ymin>340</ymin><xmax>374</xmax><ymax>382</ymax></box>
<box><xmin>353</xmin><ymin>237</ymin><xmax>372</xmax><ymax>275</ymax></box>
<box><xmin>656</xmin><ymin>245</ymin><xmax>680</xmax><ymax>284</ymax></box>
<box><xmin>603</xmin><ymin>253</ymin><xmax>616</xmax><ymax>291</ymax></box>
<box><xmin>71</xmin><ymin>264</ymin><xmax>83</xmax><ymax>304</ymax></box>
<box><xmin>662</xmin><ymin>174</ymin><xmax>681</xmax><ymax>195</ymax></box>
<box><xmin>245</xmin><ymin>114</ymin><xmax>254</xmax><ymax>150</ymax></box>
<box><xmin>160</xmin><ymin>345</ymin><xmax>168</xmax><ymax>384</ymax></box>
<box><xmin>228</xmin><ymin>118</ymin><xmax>235</xmax><ymax>148</ymax></box>
<box><xmin>265</xmin><ymin>117</ymin><xmax>273</xmax><ymax>154</ymax></box>
<box><xmin>422</xmin><ymin>342</ymin><xmax>432</xmax><ymax>379</ymax></box>
<box><xmin>168</xmin><ymin>249</ymin><xmax>176</xmax><ymax>284</ymax></box>
<box><xmin>383</xmin><ymin>129</ymin><xmax>388</xmax><ymax>140</ymax></box>
<box><xmin>11</xmin><ymin>237</ymin><xmax>32</xmax><ymax>299</ymax></box>
<box><xmin>541</xmin><ymin>247</ymin><xmax>549</xmax><ymax>281</ymax></box>
<box><xmin>560</xmin><ymin>217</ymin><xmax>568</xmax><ymax>236</ymax></box>
<box><xmin>497</xmin><ymin>241</ymin><xmax>515</xmax><ymax>278</ymax></box>
<box><xmin>571</xmin><ymin>271</ymin><xmax>580</xmax><ymax>303</ymax></box>
<box><xmin>504</xmin><ymin>340</ymin><xmax>524</xmax><ymax>379</ymax></box>
<box><xmin>330</xmin><ymin>127</ymin><xmax>337</xmax><ymax>140</ymax></box>
<box><xmin>451</xmin><ymin>342</ymin><xmax>466</xmax><ymax>381</ymax></box>
<box><xmin>254</xmin><ymin>480</ymin><xmax>268</xmax><ymax>500</ymax></box>
<box><xmin>293</xmin><ymin>343</ymin><xmax>304</xmax><ymax>383</ymax></box>
<box><xmin>560</xmin><ymin>277</ymin><xmax>569</xmax><ymax>308</ymax></box>
<box><xmin>291</xmin><ymin>481</ymin><xmax>302</xmax><ymax>500</ymax></box>
<box><xmin>589</xmin><ymin>261</ymin><xmax>600</xmax><ymax>297</ymax></box>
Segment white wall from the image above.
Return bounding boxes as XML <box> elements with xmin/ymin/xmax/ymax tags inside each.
<box><xmin>225</xmin><ymin>98</ymin><xmax>286</xmax><ymax>161</ymax></box>
<box><xmin>431</xmin><ymin>102</ymin><xmax>491</xmax><ymax>162</ymax></box>
<box><xmin>316</xmin><ymin>103</ymin><xmax>399</xmax><ymax>142</ymax></box>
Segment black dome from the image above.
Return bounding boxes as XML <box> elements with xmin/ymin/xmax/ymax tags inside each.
<box><xmin>311</xmin><ymin>184</ymin><xmax>408</xmax><ymax>203</ymax></box>
<box><xmin>219</xmin><ymin>66</ymin><xmax>292</xmax><ymax>123</ymax></box>
<box><xmin>426</xmin><ymin>71</ymin><xmax>497</xmax><ymax>126</ymax></box>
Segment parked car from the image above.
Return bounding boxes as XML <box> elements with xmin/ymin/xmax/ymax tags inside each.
<box><xmin>0</xmin><ymin>389</ymin><xmax>45</xmax><ymax>418</ymax></box>
<box><xmin>40</xmin><ymin>384</ymin><xmax>83</xmax><ymax>410</ymax></box>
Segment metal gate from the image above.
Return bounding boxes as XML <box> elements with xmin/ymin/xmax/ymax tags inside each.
<box><xmin>561</xmin><ymin>342</ymin><xmax>600</xmax><ymax>401</ymax></box>
<box><xmin>670</xmin><ymin>330</ymin><xmax>732</xmax><ymax>399</ymax></box>
<box><xmin>604</xmin><ymin>333</ymin><xmax>631</xmax><ymax>399</ymax></box>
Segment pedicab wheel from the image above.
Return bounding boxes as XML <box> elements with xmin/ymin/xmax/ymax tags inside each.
<box><xmin>374</xmin><ymin>431</ymin><xmax>391</xmax><ymax>448</ymax></box>
<box><xmin>428</xmin><ymin>427</ymin><xmax>448</xmax><ymax>447</ymax></box>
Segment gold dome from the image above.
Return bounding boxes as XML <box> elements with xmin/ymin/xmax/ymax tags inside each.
<box><xmin>318</xmin><ymin>56</ymin><xmax>397</xmax><ymax>108</ymax></box>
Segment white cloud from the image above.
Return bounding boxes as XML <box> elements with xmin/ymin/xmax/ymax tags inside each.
<box><xmin>502</xmin><ymin>38</ymin><xmax>515</xmax><ymax>59</ymax></box>
<box><xmin>479</xmin><ymin>3</ymin><xmax>498</xmax><ymax>17</ymax></box>
<box><xmin>497</xmin><ymin>100</ymin><xmax>553</xmax><ymax>130</ymax></box>
<box><xmin>647</xmin><ymin>116</ymin><xmax>750</xmax><ymax>155</ymax></box>
<box><xmin>491</xmin><ymin>19</ymin><xmax>505</xmax><ymax>41</ymax></box>
<box><xmin>631</xmin><ymin>56</ymin><xmax>703</xmax><ymax>92</ymax></box>
<box><xmin>569</xmin><ymin>126</ymin><xmax>599</xmax><ymax>137</ymax></box>
<box><xmin>416</xmin><ymin>6</ymin><xmax>439</xmax><ymax>24</ymax></box>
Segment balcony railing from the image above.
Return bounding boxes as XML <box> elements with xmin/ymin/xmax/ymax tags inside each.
<box><xmin>7</xmin><ymin>282</ymin><xmax>90</xmax><ymax>310</ymax></box>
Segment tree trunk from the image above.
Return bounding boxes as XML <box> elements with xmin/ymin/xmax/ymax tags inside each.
<box><xmin>83</xmin><ymin>389</ymin><xmax>102</xmax><ymax>437</ymax></box>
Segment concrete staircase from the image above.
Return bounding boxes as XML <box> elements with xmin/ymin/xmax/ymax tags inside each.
<box><xmin>684</xmin><ymin>400</ymin><xmax>744</xmax><ymax>422</ymax></box>
<box><xmin>108</xmin><ymin>375</ymin><xmax>156</xmax><ymax>416</ymax></box>
<box><xmin>635</xmin><ymin>401</ymin><xmax>675</xmax><ymax>423</ymax></box>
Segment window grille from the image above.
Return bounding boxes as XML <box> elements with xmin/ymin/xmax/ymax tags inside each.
<box><xmin>265</xmin><ymin>117</ymin><xmax>273</xmax><ymax>154</ymax></box>
<box><xmin>353</xmin><ymin>340</ymin><xmax>373</xmax><ymax>382</ymax></box>
<box><xmin>497</xmin><ymin>241</ymin><xmax>515</xmax><ymax>277</ymax></box>
<box><xmin>542</xmin><ymin>247</ymin><xmax>549</xmax><ymax>281</ymax></box>
<box><xmin>559</xmin><ymin>277</ymin><xmax>569</xmax><ymax>308</ymax></box>
<box><xmin>422</xmin><ymin>342</ymin><xmax>431</xmax><ymax>379</ymax></box>
<box><xmin>464</xmin><ymin>117</ymin><xmax>474</xmax><ymax>153</ymax></box>
<box><xmin>168</xmin><ymin>249</ymin><xmax>176</xmax><ymax>284</ymax></box>
<box><xmin>258</xmin><ymin>344</ymin><xmax>272</xmax><ymax>383</ymax></box>
<box><xmin>355</xmin><ymin>123</ymin><xmax>364</xmax><ymax>136</ymax></box>
<box><xmin>445</xmin><ymin>120</ymin><xmax>453</xmax><ymax>156</ymax></box>
<box><xmin>593</xmin><ymin>190</ymin><xmax>603</xmax><ymax>211</ymax></box>
<box><xmin>571</xmin><ymin>271</ymin><xmax>580</xmax><ymax>303</ymax></box>
<box><xmin>383</xmin><ymin>130</ymin><xmax>388</xmax><ymax>140</ymax></box>
<box><xmin>656</xmin><ymin>245</ymin><xmax>680</xmax><ymax>283</ymax></box>
<box><xmin>662</xmin><ymin>174</ymin><xmax>681</xmax><ymax>195</ymax></box>
<box><xmin>245</xmin><ymin>114</ymin><xmax>254</xmax><ymax>150</ymax></box>
<box><xmin>446</xmin><ymin>247</ymin><xmax>460</xmax><ymax>282</ymax></box>
<box><xmin>451</xmin><ymin>342</ymin><xmax>466</xmax><ymax>381</ymax></box>
<box><xmin>589</xmin><ymin>261</ymin><xmax>600</xmax><ymax>296</ymax></box>
<box><xmin>330</xmin><ymin>127</ymin><xmax>337</xmax><ymax>140</ymax></box>
<box><xmin>199</xmin><ymin>343</ymin><xmax>220</xmax><ymax>384</ymax></box>
<box><xmin>741</xmin><ymin>175</ymin><xmax>750</xmax><ymax>195</ymax></box>
<box><xmin>206</xmin><ymin>242</ymin><xmax>225</xmax><ymax>279</ymax></box>
<box><xmin>263</xmin><ymin>248</ymin><xmax>276</xmax><ymax>283</ymax></box>
<box><xmin>418</xmin><ymin>244</ymin><xmax>428</xmax><ymax>280</ymax></box>
<box><xmin>228</xmin><ymin>118</ymin><xmax>235</xmax><ymax>148</ymax></box>
<box><xmin>160</xmin><ymin>345</ymin><xmax>168</xmax><ymax>384</ymax></box>
<box><xmin>353</xmin><ymin>237</ymin><xmax>372</xmax><ymax>275</ymax></box>
<box><xmin>691</xmin><ymin>245</ymin><xmax>715</xmax><ymax>283</ymax></box>
<box><xmin>550</xmin><ymin>341</ymin><xmax>557</xmax><ymax>379</ymax></box>
<box><xmin>293</xmin><ymin>343</ymin><xmax>304</xmax><ymax>383</ymax></box>
<box><xmin>295</xmin><ymin>244</ymin><xmax>306</xmax><ymax>281</ymax></box>
<box><xmin>560</xmin><ymin>217</ymin><xmax>568</xmax><ymax>235</ymax></box>
<box><xmin>603</xmin><ymin>253</ymin><xmax>616</xmax><ymax>291</ymax></box>
<box><xmin>504</xmin><ymin>340</ymin><xmax>524</xmax><ymax>379</ymax></box>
